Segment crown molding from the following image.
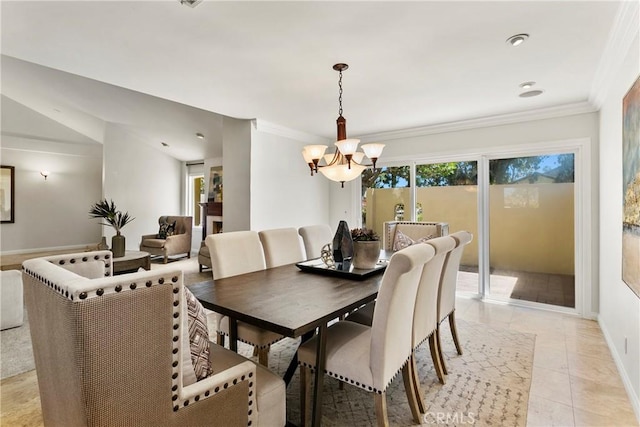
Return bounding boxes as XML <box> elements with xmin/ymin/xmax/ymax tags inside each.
<box><xmin>252</xmin><ymin>119</ymin><xmax>327</xmax><ymax>144</ymax></box>
<box><xmin>589</xmin><ymin>0</ymin><xmax>640</xmax><ymax>109</ymax></box>
<box><xmin>357</xmin><ymin>101</ymin><xmax>597</xmax><ymax>143</ymax></box>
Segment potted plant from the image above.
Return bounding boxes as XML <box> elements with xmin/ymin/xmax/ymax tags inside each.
<box><xmin>351</xmin><ymin>227</ymin><xmax>380</xmax><ymax>269</ymax></box>
<box><xmin>89</xmin><ymin>199</ymin><xmax>135</xmax><ymax>258</ymax></box>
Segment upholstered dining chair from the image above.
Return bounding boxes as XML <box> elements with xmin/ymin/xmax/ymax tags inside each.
<box><xmin>22</xmin><ymin>250</ymin><xmax>285</xmax><ymax>426</ymax></box>
<box><xmin>436</xmin><ymin>230</ymin><xmax>473</xmax><ymax>375</ymax></box>
<box><xmin>140</xmin><ymin>215</ymin><xmax>193</xmax><ymax>263</ymax></box>
<box><xmin>205</xmin><ymin>231</ymin><xmax>285</xmax><ymax>366</ymax></box>
<box><xmin>298</xmin><ymin>224</ymin><xmax>333</xmax><ymax>260</ymax></box>
<box><xmin>258</xmin><ymin>227</ymin><xmax>306</xmax><ymax>268</ymax></box>
<box><xmin>297</xmin><ymin>243</ymin><xmax>436</xmax><ymax>426</ymax></box>
<box><xmin>383</xmin><ymin>221</ymin><xmax>449</xmax><ymax>251</ymax></box>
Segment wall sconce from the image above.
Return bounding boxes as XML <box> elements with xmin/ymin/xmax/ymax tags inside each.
<box><xmin>40</xmin><ymin>171</ymin><xmax>49</xmax><ymax>180</ymax></box>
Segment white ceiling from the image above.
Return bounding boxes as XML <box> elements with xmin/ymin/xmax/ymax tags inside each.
<box><xmin>0</xmin><ymin>1</ymin><xmax>622</xmax><ymax>161</ymax></box>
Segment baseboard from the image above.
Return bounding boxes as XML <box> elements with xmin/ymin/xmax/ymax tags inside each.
<box><xmin>1</xmin><ymin>244</ymin><xmax>91</xmax><ymax>256</ymax></box>
<box><xmin>598</xmin><ymin>314</ymin><xmax>640</xmax><ymax>423</ymax></box>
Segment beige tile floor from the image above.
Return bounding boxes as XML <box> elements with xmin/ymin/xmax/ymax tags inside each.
<box><xmin>454</xmin><ymin>296</ymin><xmax>639</xmax><ymax>426</ymax></box>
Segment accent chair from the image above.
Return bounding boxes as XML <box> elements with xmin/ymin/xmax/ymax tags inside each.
<box><xmin>383</xmin><ymin>221</ymin><xmax>449</xmax><ymax>251</ymax></box>
<box><xmin>140</xmin><ymin>216</ymin><xmax>193</xmax><ymax>263</ymax></box>
<box><xmin>22</xmin><ymin>250</ymin><xmax>286</xmax><ymax>426</ymax></box>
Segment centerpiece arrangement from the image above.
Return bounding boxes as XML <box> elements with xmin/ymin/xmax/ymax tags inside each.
<box><xmin>89</xmin><ymin>199</ymin><xmax>135</xmax><ymax>258</ymax></box>
<box><xmin>351</xmin><ymin>227</ymin><xmax>380</xmax><ymax>269</ymax></box>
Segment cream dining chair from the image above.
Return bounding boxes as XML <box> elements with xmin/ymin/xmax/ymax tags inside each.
<box><xmin>258</xmin><ymin>227</ymin><xmax>306</xmax><ymax>268</ymax></box>
<box><xmin>205</xmin><ymin>230</ymin><xmax>285</xmax><ymax>366</ymax></box>
<box><xmin>298</xmin><ymin>224</ymin><xmax>333</xmax><ymax>260</ymax></box>
<box><xmin>435</xmin><ymin>230</ymin><xmax>473</xmax><ymax>374</ymax></box>
<box><xmin>297</xmin><ymin>243</ymin><xmax>436</xmax><ymax>426</ymax></box>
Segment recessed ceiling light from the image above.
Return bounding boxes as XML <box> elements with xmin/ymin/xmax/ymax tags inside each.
<box><xmin>161</xmin><ymin>142</ymin><xmax>169</xmax><ymax>147</ymax></box>
<box><xmin>506</xmin><ymin>34</ymin><xmax>529</xmax><ymax>46</ymax></box>
<box><xmin>519</xmin><ymin>81</ymin><xmax>536</xmax><ymax>90</ymax></box>
<box><xmin>519</xmin><ymin>89</ymin><xmax>544</xmax><ymax>98</ymax></box>
<box><xmin>196</xmin><ymin>133</ymin><xmax>205</xmax><ymax>139</ymax></box>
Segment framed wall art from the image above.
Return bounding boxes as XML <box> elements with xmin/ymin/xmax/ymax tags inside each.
<box><xmin>622</xmin><ymin>76</ymin><xmax>640</xmax><ymax>297</ymax></box>
<box><xmin>0</xmin><ymin>165</ymin><xmax>15</xmax><ymax>223</ymax></box>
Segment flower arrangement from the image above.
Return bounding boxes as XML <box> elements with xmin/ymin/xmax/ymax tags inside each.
<box><xmin>89</xmin><ymin>199</ymin><xmax>135</xmax><ymax>236</ymax></box>
<box><xmin>351</xmin><ymin>227</ymin><xmax>379</xmax><ymax>241</ymax></box>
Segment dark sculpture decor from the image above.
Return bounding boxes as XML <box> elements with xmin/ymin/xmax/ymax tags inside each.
<box><xmin>332</xmin><ymin>220</ymin><xmax>354</xmax><ymax>268</ymax></box>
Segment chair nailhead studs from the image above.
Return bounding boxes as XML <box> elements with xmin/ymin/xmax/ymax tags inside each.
<box><xmin>173</xmin><ymin>301</ymin><xmax>179</xmax><ymax>307</ymax></box>
<box><xmin>82</xmin><ymin>257</ymin><xmax>88</xmax><ymax>262</ymax></box>
<box><xmin>70</xmin><ymin>259</ymin><xmax>76</xmax><ymax>264</ymax></box>
<box><xmin>172</xmin><ymin>395</ymin><xmax>178</xmax><ymax>401</ymax></box>
<box><xmin>173</xmin><ymin>324</ymin><xmax>179</xmax><ymax>330</ymax></box>
<box><xmin>214</xmin><ymin>387</ymin><xmax>219</xmax><ymax>393</ymax></box>
<box><xmin>249</xmin><ymin>390</ymin><xmax>253</xmax><ymax>397</ymax></box>
<box><xmin>96</xmin><ymin>289</ymin><xmax>104</xmax><ymax>296</ymax></box>
<box><xmin>173</xmin><ymin>348</ymin><xmax>178</xmax><ymax>354</ymax></box>
<box><xmin>172</xmin><ymin>385</ymin><xmax>178</xmax><ymax>391</ymax></box>
<box><xmin>130</xmin><ymin>283</ymin><xmax>137</xmax><ymax>290</ymax></box>
<box><xmin>184</xmin><ymin>400</ymin><xmax>189</xmax><ymax>406</ymax></box>
<box><xmin>105</xmin><ymin>254</ymin><xmax>110</xmax><ymax>259</ymax></box>
<box><xmin>79</xmin><ymin>292</ymin><xmax>87</xmax><ymax>300</ymax></box>
<box><xmin>172</xmin><ymin>361</ymin><xmax>178</xmax><ymax>367</ymax></box>
<box><xmin>159</xmin><ymin>278</ymin><xmax>165</xmax><ymax>284</ymax></box>
<box><xmin>249</xmin><ymin>382</ymin><xmax>253</xmax><ymax>388</ymax></box>
<box><xmin>115</xmin><ymin>285</ymin><xmax>122</xmax><ymax>292</ymax></box>
<box><xmin>146</xmin><ymin>281</ymin><xmax>152</xmax><ymax>287</ymax></box>
<box><xmin>194</xmin><ymin>395</ymin><xmax>200</xmax><ymax>401</ymax></box>
<box><xmin>94</xmin><ymin>255</ymin><xmax>100</xmax><ymax>260</ymax></box>
<box><xmin>173</xmin><ymin>336</ymin><xmax>179</xmax><ymax>342</ymax></box>
<box><xmin>59</xmin><ymin>260</ymin><xmax>65</xmax><ymax>265</ymax></box>
<box><xmin>241</xmin><ymin>375</ymin><xmax>245</xmax><ymax>381</ymax></box>
<box><xmin>172</xmin><ymin>373</ymin><xmax>178</xmax><ymax>379</ymax></box>
<box><xmin>224</xmin><ymin>383</ymin><xmax>228</xmax><ymax>389</ymax></box>
<box><xmin>173</xmin><ymin>287</ymin><xmax>179</xmax><ymax>294</ymax></box>
<box><xmin>105</xmin><ymin>264</ymin><xmax>110</xmax><ymax>269</ymax></box>
<box><xmin>248</xmin><ymin>410</ymin><xmax>253</xmax><ymax>416</ymax></box>
<box><xmin>172</xmin><ymin>276</ymin><xmax>178</xmax><ymax>283</ymax></box>
<box><xmin>205</xmin><ymin>391</ymin><xmax>210</xmax><ymax>397</ymax></box>
<box><xmin>173</xmin><ymin>312</ymin><xmax>179</xmax><ymax>318</ymax></box>
<box><xmin>173</xmin><ymin>406</ymin><xmax>179</xmax><ymax>412</ymax></box>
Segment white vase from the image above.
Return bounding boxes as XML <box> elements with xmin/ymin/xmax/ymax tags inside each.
<box><xmin>352</xmin><ymin>240</ymin><xmax>380</xmax><ymax>269</ymax></box>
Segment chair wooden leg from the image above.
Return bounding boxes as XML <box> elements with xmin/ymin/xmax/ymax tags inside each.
<box><xmin>300</xmin><ymin>365</ymin><xmax>312</xmax><ymax>427</ymax></box>
<box><xmin>402</xmin><ymin>358</ymin><xmax>423</xmax><ymax>423</ymax></box>
<box><xmin>429</xmin><ymin>333</ymin><xmax>446</xmax><ymax>384</ymax></box>
<box><xmin>258</xmin><ymin>347</ymin><xmax>269</xmax><ymax>366</ymax></box>
<box><xmin>199</xmin><ymin>264</ymin><xmax>203</xmax><ymax>273</ymax></box>
<box><xmin>409</xmin><ymin>353</ymin><xmax>426</xmax><ymax>414</ymax></box>
<box><xmin>449</xmin><ymin>311</ymin><xmax>463</xmax><ymax>355</ymax></box>
<box><xmin>374</xmin><ymin>392</ymin><xmax>389</xmax><ymax>427</ymax></box>
<box><xmin>216</xmin><ymin>331</ymin><xmax>225</xmax><ymax>348</ymax></box>
<box><xmin>435</xmin><ymin>326</ymin><xmax>448</xmax><ymax>375</ymax></box>
<box><xmin>163</xmin><ymin>254</ymin><xmax>168</xmax><ymax>264</ymax></box>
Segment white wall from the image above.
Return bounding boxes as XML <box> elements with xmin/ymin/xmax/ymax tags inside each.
<box><xmin>598</xmin><ymin>30</ymin><xmax>640</xmax><ymax>416</ymax></box>
<box><xmin>0</xmin><ymin>136</ymin><xmax>102</xmax><ymax>252</ymax></box>
<box><xmin>103</xmin><ymin>124</ymin><xmax>182</xmax><ymax>250</ymax></box>
<box><xmin>250</xmin><ymin>124</ymin><xmax>329</xmax><ymax>231</ymax></box>
<box><xmin>222</xmin><ymin>117</ymin><xmax>252</xmax><ymax>232</ymax></box>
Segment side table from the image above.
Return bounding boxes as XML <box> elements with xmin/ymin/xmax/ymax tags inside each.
<box><xmin>113</xmin><ymin>251</ymin><xmax>151</xmax><ymax>275</ymax></box>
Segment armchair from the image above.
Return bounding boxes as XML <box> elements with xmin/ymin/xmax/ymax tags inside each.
<box><xmin>383</xmin><ymin>220</ymin><xmax>449</xmax><ymax>251</ymax></box>
<box><xmin>22</xmin><ymin>250</ymin><xmax>285</xmax><ymax>426</ymax></box>
<box><xmin>140</xmin><ymin>216</ymin><xmax>193</xmax><ymax>263</ymax></box>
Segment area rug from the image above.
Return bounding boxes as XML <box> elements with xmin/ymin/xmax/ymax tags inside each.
<box><xmin>254</xmin><ymin>319</ymin><xmax>535</xmax><ymax>426</ymax></box>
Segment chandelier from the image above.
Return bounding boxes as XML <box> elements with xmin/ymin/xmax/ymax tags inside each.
<box><xmin>302</xmin><ymin>63</ymin><xmax>385</xmax><ymax>188</ymax></box>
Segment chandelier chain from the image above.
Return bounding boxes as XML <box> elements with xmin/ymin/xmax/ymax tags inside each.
<box><xmin>338</xmin><ymin>70</ymin><xmax>343</xmax><ymax>117</ymax></box>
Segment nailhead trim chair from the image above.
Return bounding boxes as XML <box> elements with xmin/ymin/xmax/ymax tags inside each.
<box><xmin>297</xmin><ymin>243</ymin><xmax>436</xmax><ymax>426</ymax></box>
<box><xmin>22</xmin><ymin>250</ymin><xmax>285</xmax><ymax>426</ymax></box>
<box><xmin>435</xmin><ymin>230</ymin><xmax>473</xmax><ymax>375</ymax></box>
<box><xmin>205</xmin><ymin>231</ymin><xmax>285</xmax><ymax>366</ymax></box>
<box><xmin>383</xmin><ymin>221</ymin><xmax>449</xmax><ymax>251</ymax></box>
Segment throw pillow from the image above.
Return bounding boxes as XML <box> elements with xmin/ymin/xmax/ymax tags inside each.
<box><xmin>184</xmin><ymin>287</ymin><xmax>213</xmax><ymax>381</ymax></box>
<box><xmin>392</xmin><ymin>230</ymin><xmax>436</xmax><ymax>251</ymax></box>
<box><xmin>158</xmin><ymin>221</ymin><xmax>176</xmax><ymax>239</ymax></box>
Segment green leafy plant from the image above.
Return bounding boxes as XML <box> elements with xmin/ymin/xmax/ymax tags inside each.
<box><xmin>351</xmin><ymin>227</ymin><xmax>379</xmax><ymax>241</ymax></box>
<box><xmin>89</xmin><ymin>199</ymin><xmax>135</xmax><ymax>235</ymax></box>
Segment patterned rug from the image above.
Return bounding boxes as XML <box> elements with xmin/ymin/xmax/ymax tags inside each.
<box><xmin>237</xmin><ymin>319</ymin><xmax>535</xmax><ymax>426</ymax></box>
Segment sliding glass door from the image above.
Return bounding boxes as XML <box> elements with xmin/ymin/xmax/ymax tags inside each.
<box><xmin>487</xmin><ymin>153</ymin><xmax>575</xmax><ymax>308</ymax></box>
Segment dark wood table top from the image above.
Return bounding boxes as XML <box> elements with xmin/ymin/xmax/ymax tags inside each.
<box><xmin>188</xmin><ymin>263</ymin><xmax>383</xmax><ymax>338</ymax></box>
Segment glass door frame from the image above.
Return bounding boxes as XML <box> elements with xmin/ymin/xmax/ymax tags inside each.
<box><xmin>359</xmin><ymin>137</ymin><xmax>593</xmax><ymax>317</ymax></box>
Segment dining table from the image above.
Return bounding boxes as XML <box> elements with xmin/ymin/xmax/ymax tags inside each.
<box><xmin>188</xmin><ymin>257</ymin><xmax>389</xmax><ymax>427</ymax></box>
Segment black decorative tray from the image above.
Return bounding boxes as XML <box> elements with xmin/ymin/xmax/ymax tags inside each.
<box><xmin>295</xmin><ymin>257</ymin><xmax>388</xmax><ymax>280</ymax></box>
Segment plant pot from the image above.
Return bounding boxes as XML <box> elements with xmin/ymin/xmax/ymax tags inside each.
<box><xmin>352</xmin><ymin>240</ymin><xmax>380</xmax><ymax>269</ymax></box>
<box><xmin>111</xmin><ymin>234</ymin><xmax>126</xmax><ymax>258</ymax></box>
